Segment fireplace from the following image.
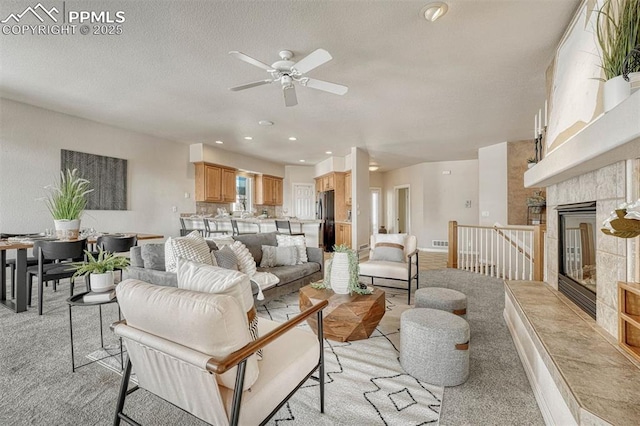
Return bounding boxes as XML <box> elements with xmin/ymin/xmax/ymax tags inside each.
<box><xmin>557</xmin><ymin>202</ymin><xmax>597</xmax><ymax>319</ymax></box>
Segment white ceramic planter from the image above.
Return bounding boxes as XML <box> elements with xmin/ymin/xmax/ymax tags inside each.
<box><xmin>603</xmin><ymin>75</ymin><xmax>630</xmax><ymax>112</ymax></box>
<box><xmin>629</xmin><ymin>72</ymin><xmax>640</xmax><ymax>94</ymax></box>
<box><xmin>54</xmin><ymin>219</ymin><xmax>80</xmax><ymax>240</ymax></box>
<box><xmin>90</xmin><ymin>271</ymin><xmax>115</xmax><ymax>293</ymax></box>
<box><xmin>330</xmin><ymin>252</ymin><xmax>350</xmax><ymax>295</ymax></box>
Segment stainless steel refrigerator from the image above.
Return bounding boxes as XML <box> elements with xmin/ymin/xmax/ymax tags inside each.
<box><xmin>317</xmin><ymin>190</ymin><xmax>335</xmax><ymax>252</ymax></box>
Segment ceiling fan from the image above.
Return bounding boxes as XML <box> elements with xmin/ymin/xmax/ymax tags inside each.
<box><xmin>228</xmin><ymin>49</ymin><xmax>348</xmax><ymax>107</ymax></box>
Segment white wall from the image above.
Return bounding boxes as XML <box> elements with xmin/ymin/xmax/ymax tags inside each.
<box><xmin>191</xmin><ymin>143</ymin><xmax>285</xmax><ymax>177</ymax></box>
<box><xmin>315</xmin><ymin>156</ymin><xmax>346</xmax><ymax>176</ymax></box>
<box><xmin>0</xmin><ymin>98</ymin><xmax>194</xmax><ymax>237</ymax></box>
<box><xmin>283</xmin><ymin>165</ymin><xmax>316</xmax><ymax>213</ymax></box>
<box><xmin>352</xmin><ymin>147</ymin><xmax>370</xmax><ymax>251</ymax></box>
<box><xmin>383</xmin><ymin>159</ymin><xmax>479</xmax><ymax>250</ymax></box>
<box><xmin>478</xmin><ymin>142</ymin><xmax>508</xmax><ymax>226</ymax></box>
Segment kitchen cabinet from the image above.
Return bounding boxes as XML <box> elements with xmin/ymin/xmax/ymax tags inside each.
<box><xmin>256</xmin><ymin>174</ymin><xmax>284</xmax><ymax>206</ymax></box>
<box><xmin>336</xmin><ymin>223</ymin><xmax>351</xmax><ymax>248</ymax></box>
<box><xmin>344</xmin><ymin>171</ymin><xmax>352</xmax><ymax>206</ymax></box>
<box><xmin>195</xmin><ymin>162</ymin><xmax>237</xmax><ymax>202</ymax></box>
<box><xmin>315</xmin><ymin>172</ymin><xmax>337</xmax><ymax>192</ymax></box>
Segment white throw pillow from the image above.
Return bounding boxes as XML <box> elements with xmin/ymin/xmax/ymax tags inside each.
<box><xmin>229</xmin><ymin>241</ymin><xmax>257</xmax><ymax>276</ymax></box>
<box><xmin>260</xmin><ymin>245</ymin><xmax>298</xmax><ymax>267</ymax></box>
<box><xmin>276</xmin><ymin>234</ymin><xmax>308</xmax><ymax>264</ymax></box>
<box><xmin>250</xmin><ymin>272</ymin><xmax>280</xmax><ymax>301</ymax></box>
<box><xmin>115</xmin><ymin>279</ymin><xmax>259</xmax><ymax>391</ymax></box>
<box><xmin>177</xmin><ymin>259</ymin><xmax>262</xmax><ymax>359</ymax></box>
<box><xmin>370</xmin><ymin>233</ymin><xmax>407</xmax><ymax>263</ymax></box>
<box><xmin>164</xmin><ymin>230</ymin><xmax>214</xmax><ymax>273</ymax></box>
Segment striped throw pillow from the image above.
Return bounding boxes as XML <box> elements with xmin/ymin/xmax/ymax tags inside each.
<box><xmin>229</xmin><ymin>241</ymin><xmax>257</xmax><ymax>277</ymax></box>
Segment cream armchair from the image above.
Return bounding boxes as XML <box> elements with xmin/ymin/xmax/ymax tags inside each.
<box><xmin>358</xmin><ymin>234</ymin><xmax>419</xmax><ymax>304</ymax></box>
<box><xmin>112</xmin><ymin>279</ymin><xmax>327</xmax><ymax>426</ymax></box>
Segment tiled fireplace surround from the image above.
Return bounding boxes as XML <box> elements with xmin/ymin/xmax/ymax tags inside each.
<box><xmin>545</xmin><ymin>160</ymin><xmax>639</xmax><ymax>337</ymax></box>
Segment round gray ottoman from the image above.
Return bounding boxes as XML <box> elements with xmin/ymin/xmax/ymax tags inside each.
<box><xmin>400</xmin><ymin>308</ymin><xmax>470</xmax><ymax>386</ymax></box>
<box><xmin>414</xmin><ymin>287</ymin><xmax>467</xmax><ymax>317</ymax></box>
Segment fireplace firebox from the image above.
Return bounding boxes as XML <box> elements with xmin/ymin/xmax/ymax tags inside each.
<box><xmin>557</xmin><ymin>202</ymin><xmax>597</xmax><ymax>319</ymax></box>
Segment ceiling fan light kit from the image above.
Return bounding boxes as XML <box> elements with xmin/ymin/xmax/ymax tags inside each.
<box><xmin>421</xmin><ymin>2</ymin><xmax>448</xmax><ymax>22</ymax></box>
<box><xmin>228</xmin><ymin>48</ymin><xmax>349</xmax><ymax>107</ymax></box>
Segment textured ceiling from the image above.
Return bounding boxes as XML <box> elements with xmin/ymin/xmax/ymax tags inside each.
<box><xmin>0</xmin><ymin>0</ymin><xmax>580</xmax><ymax>171</ymax></box>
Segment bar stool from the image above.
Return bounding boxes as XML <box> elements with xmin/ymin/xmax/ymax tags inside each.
<box><xmin>204</xmin><ymin>218</ymin><xmax>228</xmax><ymax>236</ymax></box>
<box><xmin>230</xmin><ymin>219</ymin><xmax>257</xmax><ymax>236</ymax></box>
<box><xmin>275</xmin><ymin>220</ymin><xmax>305</xmax><ymax>236</ymax></box>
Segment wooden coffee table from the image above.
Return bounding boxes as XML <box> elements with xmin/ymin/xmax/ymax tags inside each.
<box><xmin>299</xmin><ymin>284</ymin><xmax>386</xmax><ymax>342</ymax></box>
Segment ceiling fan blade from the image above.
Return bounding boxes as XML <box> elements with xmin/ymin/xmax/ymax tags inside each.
<box><xmin>291</xmin><ymin>49</ymin><xmax>332</xmax><ymax>74</ymax></box>
<box><xmin>228</xmin><ymin>51</ymin><xmax>273</xmax><ymax>71</ymax></box>
<box><xmin>229</xmin><ymin>79</ymin><xmax>273</xmax><ymax>91</ymax></box>
<box><xmin>283</xmin><ymin>85</ymin><xmax>298</xmax><ymax>107</ymax></box>
<box><xmin>302</xmin><ymin>78</ymin><xmax>348</xmax><ymax>95</ymax></box>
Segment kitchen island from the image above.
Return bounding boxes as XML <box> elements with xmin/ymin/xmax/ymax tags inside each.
<box><xmin>181</xmin><ymin>216</ymin><xmax>323</xmax><ymax>248</ymax></box>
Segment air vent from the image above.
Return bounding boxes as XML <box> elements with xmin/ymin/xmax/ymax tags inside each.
<box><xmin>359</xmin><ymin>244</ymin><xmax>370</xmax><ymax>251</ymax></box>
<box><xmin>432</xmin><ymin>240</ymin><xmax>449</xmax><ymax>248</ymax></box>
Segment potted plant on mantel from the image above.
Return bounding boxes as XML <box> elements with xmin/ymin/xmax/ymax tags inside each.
<box><xmin>596</xmin><ymin>0</ymin><xmax>640</xmax><ymax>112</ymax></box>
<box><xmin>72</xmin><ymin>249</ymin><xmax>130</xmax><ymax>293</ymax></box>
<box><xmin>44</xmin><ymin>169</ymin><xmax>93</xmax><ymax>239</ymax></box>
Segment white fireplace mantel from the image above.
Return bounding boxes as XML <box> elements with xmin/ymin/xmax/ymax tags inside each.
<box><xmin>525</xmin><ymin>90</ymin><xmax>640</xmax><ymax>188</ymax></box>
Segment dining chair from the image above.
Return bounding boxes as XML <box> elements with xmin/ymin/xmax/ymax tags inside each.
<box><xmin>275</xmin><ymin>220</ymin><xmax>305</xmax><ymax>236</ymax></box>
<box><xmin>231</xmin><ymin>219</ymin><xmax>256</xmax><ymax>236</ymax></box>
<box><xmin>27</xmin><ymin>239</ymin><xmax>87</xmax><ymax>315</ymax></box>
<box><xmin>2</xmin><ymin>233</ymin><xmax>53</xmax><ymax>299</ymax></box>
<box><xmin>95</xmin><ymin>235</ymin><xmax>137</xmax><ymax>281</ymax></box>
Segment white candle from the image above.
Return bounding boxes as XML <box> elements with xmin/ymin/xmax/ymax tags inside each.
<box><xmin>544</xmin><ymin>100</ymin><xmax>548</xmax><ymax>127</ymax></box>
<box><xmin>534</xmin><ymin>114</ymin><xmax>537</xmax><ymax>139</ymax></box>
<box><xmin>538</xmin><ymin>109</ymin><xmax>542</xmax><ymax>134</ymax></box>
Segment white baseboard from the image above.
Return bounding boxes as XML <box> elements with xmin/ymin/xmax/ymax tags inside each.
<box><xmin>419</xmin><ymin>247</ymin><xmax>448</xmax><ymax>253</ymax></box>
<box><xmin>504</xmin><ymin>295</ymin><xmax>577</xmax><ymax>426</ymax></box>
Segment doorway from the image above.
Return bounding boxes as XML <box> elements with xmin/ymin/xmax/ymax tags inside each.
<box><xmin>371</xmin><ymin>187</ymin><xmax>382</xmax><ymax>234</ymax></box>
<box><xmin>292</xmin><ymin>183</ymin><xmax>315</xmax><ymax>219</ymax></box>
<box><xmin>395</xmin><ymin>185</ymin><xmax>410</xmax><ymax>234</ymax></box>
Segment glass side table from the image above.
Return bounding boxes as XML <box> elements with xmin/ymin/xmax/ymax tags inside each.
<box><xmin>66</xmin><ymin>291</ymin><xmax>123</xmax><ymax>372</ymax></box>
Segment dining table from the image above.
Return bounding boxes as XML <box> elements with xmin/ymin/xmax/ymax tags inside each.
<box><xmin>0</xmin><ymin>232</ymin><xmax>164</xmax><ymax>314</ymax></box>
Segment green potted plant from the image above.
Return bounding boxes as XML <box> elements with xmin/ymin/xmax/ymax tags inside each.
<box><xmin>526</xmin><ymin>191</ymin><xmax>547</xmax><ymax>214</ymax></box>
<box><xmin>596</xmin><ymin>0</ymin><xmax>640</xmax><ymax>111</ymax></box>
<box><xmin>527</xmin><ymin>157</ymin><xmax>537</xmax><ymax>169</ymax></box>
<box><xmin>44</xmin><ymin>169</ymin><xmax>93</xmax><ymax>239</ymax></box>
<box><xmin>72</xmin><ymin>249</ymin><xmax>130</xmax><ymax>292</ymax></box>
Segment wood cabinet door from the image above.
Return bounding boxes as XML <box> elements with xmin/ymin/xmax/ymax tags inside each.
<box><xmin>327</xmin><ymin>173</ymin><xmax>335</xmax><ymax>190</ymax></box>
<box><xmin>343</xmin><ymin>224</ymin><xmax>351</xmax><ymax>248</ymax></box>
<box><xmin>315</xmin><ymin>178</ymin><xmax>322</xmax><ymax>194</ymax></box>
<box><xmin>345</xmin><ymin>172</ymin><xmax>352</xmax><ymax>206</ymax></box>
<box><xmin>205</xmin><ymin>165</ymin><xmax>222</xmax><ymax>202</ymax></box>
<box><xmin>274</xmin><ymin>178</ymin><xmax>283</xmax><ymax>205</ymax></box>
<box><xmin>221</xmin><ymin>168</ymin><xmax>237</xmax><ymax>202</ymax></box>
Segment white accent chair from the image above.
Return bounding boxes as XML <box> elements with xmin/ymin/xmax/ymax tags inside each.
<box><xmin>358</xmin><ymin>234</ymin><xmax>419</xmax><ymax>304</ymax></box>
<box><xmin>112</xmin><ymin>279</ymin><xmax>327</xmax><ymax>426</ymax></box>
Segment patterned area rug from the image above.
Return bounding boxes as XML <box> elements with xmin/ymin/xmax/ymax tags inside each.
<box><xmin>88</xmin><ymin>287</ymin><xmax>442</xmax><ymax>425</ymax></box>
<box><xmin>260</xmin><ymin>289</ymin><xmax>442</xmax><ymax>425</ymax></box>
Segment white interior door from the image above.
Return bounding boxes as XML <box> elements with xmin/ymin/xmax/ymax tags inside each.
<box><xmin>293</xmin><ymin>183</ymin><xmax>315</xmax><ymax>219</ymax></box>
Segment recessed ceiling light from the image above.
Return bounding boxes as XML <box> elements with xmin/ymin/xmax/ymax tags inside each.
<box><xmin>244</xmin><ymin>136</ymin><xmax>253</xmax><ymax>140</ymax></box>
<box><xmin>215</xmin><ymin>140</ymin><xmax>223</xmax><ymax>144</ymax></box>
<box><xmin>299</xmin><ymin>159</ymin><xmax>305</xmax><ymax>163</ymax></box>
<box><xmin>288</xmin><ymin>137</ymin><xmax>297</xmax><ymax>141</ymax></box>
<box><xmin>326</xmin><ymin>151</ymin><xmax>332</xmax><ymax>154</ymax></box>
<box><xmin>369</xmin><ymin>165</ymin><xmax>380</xmax><ymax>171</ymax></box>
<box><xmin>258</xmin><ymin>120</ymin><xmax>274</xmax><ymax>126</ymax></box>
<box><xmin>421</xmin><ymin>2</ymin><xmax>448</xmax><ymax>22</ymax></box>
